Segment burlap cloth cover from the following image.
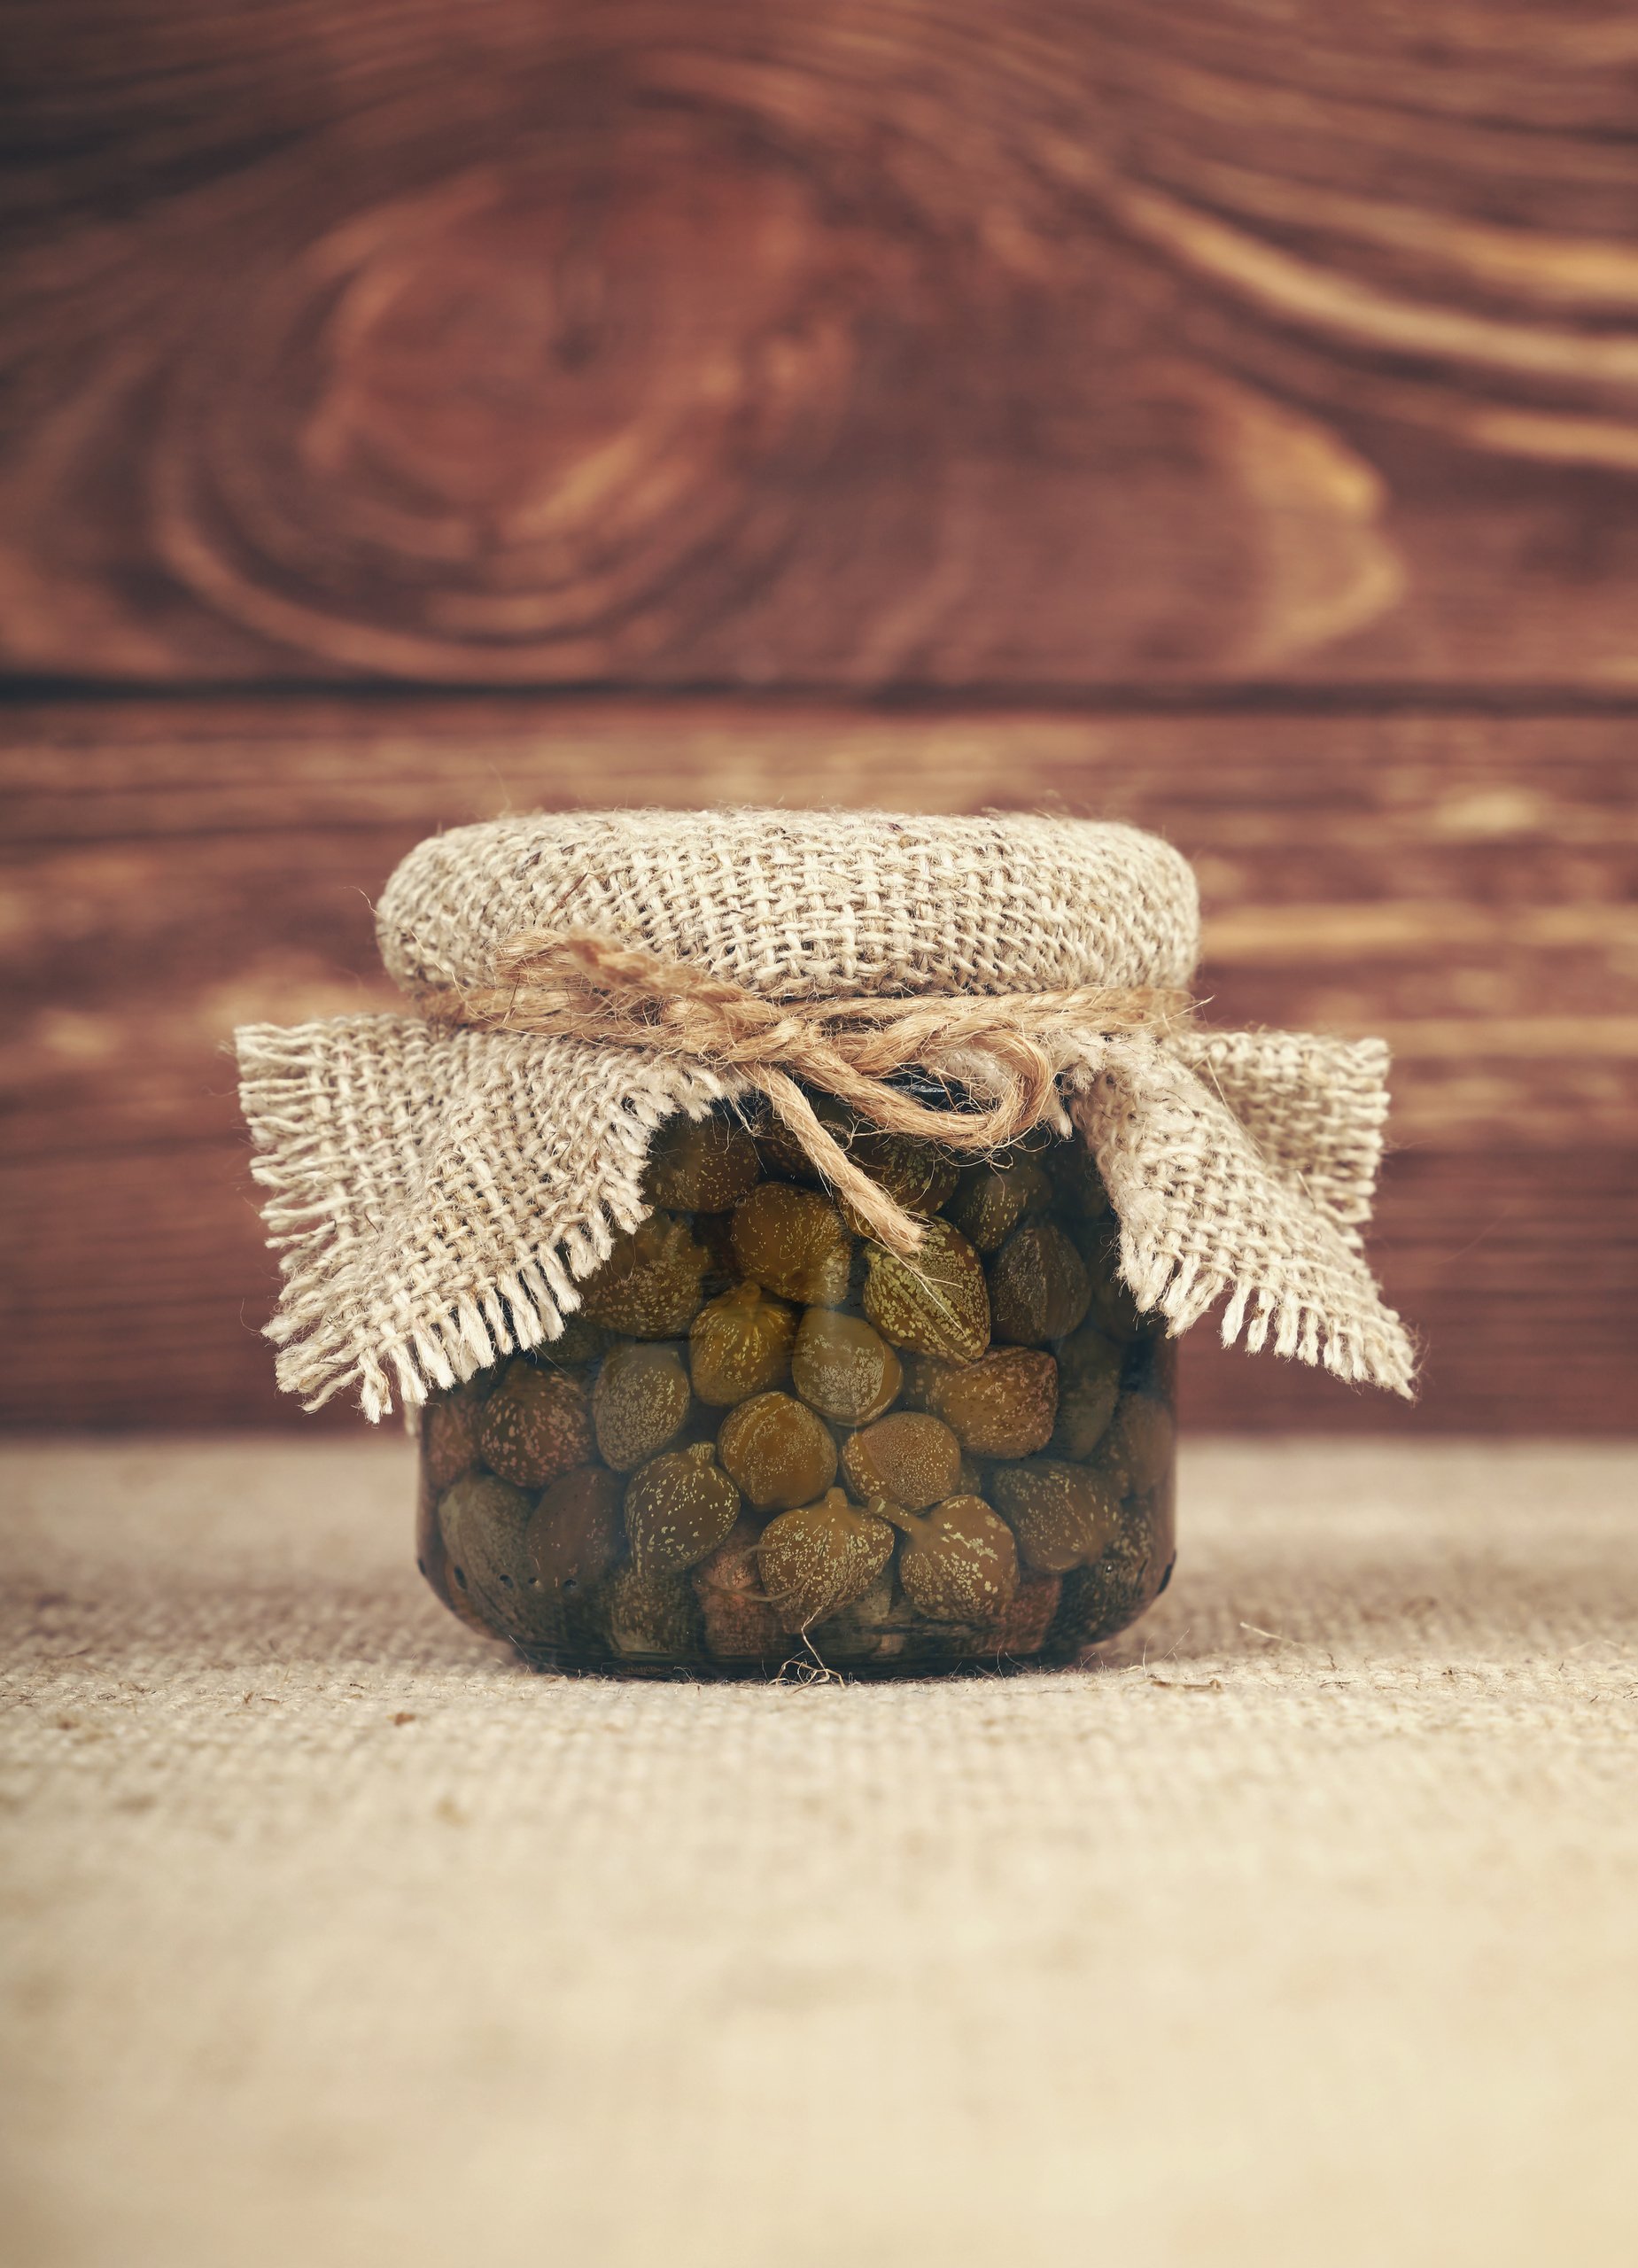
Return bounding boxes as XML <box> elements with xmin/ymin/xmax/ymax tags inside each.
<box><xmin>235</xmin><ymin>810</ymin><xmax>1415</xmax><ymax>1418</ymax></box>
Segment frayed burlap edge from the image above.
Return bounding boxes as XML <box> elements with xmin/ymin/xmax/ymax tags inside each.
<box><xmin>237</xmin><ymin>1015</ymin><xmax>1414</xmax><ymax>1421</ymax></box>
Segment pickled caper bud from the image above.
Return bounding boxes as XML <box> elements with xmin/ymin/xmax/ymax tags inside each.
<box><xmin>790</xmin><ymin>1309</ymin><xmax>902</xmax><ymax>1425</ymax></box>
<box><xmin>1098</xmin><ymin>1391</ymin><xmax>1176</xmax><ymax>1495</ymax></box>
<box><xmin>1052</xmin><ymin>1324</ymin><xmax>1123</xmax><ymax>1457</ymax></box>
<box><xmin>945</xmin><ymin>1154</ymin><xmax>1052</xmax><ymax>1253</ymax></box>
<box><xmin>732</xmin><ymin>1184</ymin><xmax>852</xmax><ymax>1306</ymax></box>
<box><xmin>861</xmin><ymin>1218</ymin><xmax>990</xmax><ymax>1363</ymax></box>
<box><xmin>477</xmin><ymin>1359</ymin><xmax>594</xmax><ymax>1490</ymax></box>
<box><xmin>624</xmin><ymin>1441</ymin><xmax>741</xmax><ymax>1574</ymax></box>
<box><xmin>907</xmin><ymin>1347</ymin><xmax>1058</xmax><ymax>1458</ymax></box>
<box><xmin>808</xmin><ymin>1565</ymin><xmax>910</xmax><ymax>1666</ymax></box>
<box><xmin>578</xmin><ymin>1214</ymin><xmax>710</xmax><ymax>1338</ymax></box>
<box><xmin>989</xmin><ymin>1221</ymin><xmax>1091</xmax><ymax>1346</ymax></box>
<box><xmin>527</xmin><ymin>1465</ymin><xmax>625</xmax><ymax>1594</ymax></box>
<box><xmin>1075</xmin><ymin>1222</ymin><xmax>1164</xmax><ymax>1342</ymax></box>
<box><xmin>423</xmin><ymin>1383</ymin><xmax>483</xmax><ymax>1491</ymax></box>
<box><xmin>602</xmin><ymin>1565</ymin><xmax>701</xmax><ymax>1659</ymax></box>
<box><xmin>874</xmin><ymin>1494</ymin><xmax>1019</xmax><ymax>1624</ymax></box>
<box><xmin>688</xmin><ymin>1281</ymin><xmax>797</xmax><ymax>1406</ymax></box>
<box><xmin>592</xmin><ymin>1341</ymin><xmax>692</xmax><ymax>1471</ymax></box>
<box><xmin>841</xmin><ymin>1411</ymin><xmax>962</xmax><ymax>1512</ymax></box>
<box><xmin>438</xmin><ymin>1473</ymin><xmax>538</xmax><ymax>1635</ymax></box>
<box><xmin>718</xmin><ymin>1391</ymin><xmax>838</xmax><ymax>1512</ymax></box>
<box><xmin>692</xmin><ymin>1519</ymin><xmax>787</xmax><ymax>1663</ymax></box>
<box><xmin>751</xmin><ymin>1093</ymin><xmax>858</xmax><ymax>1183</ymax></box>
<box><xmin>641</xmin><ymin>1111</ymin><xmax>762</xmax><ymax>1212</ymax></box>
<box><xmin>835</xmin><ymin>1131</ymin><xmax>959</xmax><ymax>1237</ymax></box>
<box><xmin>1052</xmin><ymin>1495</ymin><xmax>1168</xmax><ymax>1649</ymax></box>
<box><xmin>988</xmin><ymin>1458</ymin><xmax>1123</xmax><ymax>1573</ymax></box>
<box><xmin>757</xmin><ymin>1487</ymin><xmax>895</xmax><ymax>1633</ymax></box>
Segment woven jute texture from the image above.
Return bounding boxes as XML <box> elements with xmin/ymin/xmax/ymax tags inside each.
<box><xmin>235</xmin><ymin>809</ymin><xmax>1414</xmax><ymax>1418</ymax></box>
<box><xmin>4</xmin><ymin>1438</ymin><xmax>1636</xmax><ymax>2268</ymax></box>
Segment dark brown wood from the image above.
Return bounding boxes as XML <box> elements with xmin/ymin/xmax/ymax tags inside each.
<box><xmin>4</xmin><ymin>3</ymin><xmax>1638</xmax><ymax>687</ymax></box>
<box><xmin>2</xmin><ymin>697</ymin><xmax>1632</xmax><ymax>1433</ymax></box>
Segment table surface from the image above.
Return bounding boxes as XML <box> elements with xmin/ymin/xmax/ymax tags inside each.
<box><xmin>4</xmin><ymin>1438</ymin><xmax>1636</xmax><ymax>2268</ymax></box>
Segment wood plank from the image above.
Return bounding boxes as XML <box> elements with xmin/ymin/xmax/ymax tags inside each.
<box><xmin>2</xmin><ymin>696</ymin><xmax>1632</xmax><ymax>1433</ymax></box>
<box><xmin>4</xmin><ymin>4</ymin><xmax>1638</xmax><ymax>687</ymax></box>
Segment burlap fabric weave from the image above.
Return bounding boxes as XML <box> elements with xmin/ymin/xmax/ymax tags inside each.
<box><xmin>235</xmin><ymin>810</ymin><xmax>1415</xmax><ymax>1418</ymax></box>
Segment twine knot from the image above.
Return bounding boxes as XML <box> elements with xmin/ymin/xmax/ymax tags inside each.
<box><xmin>445</xmin><ymin>928</ymin><xmax>1192</xmax><ymax>1254</ymax></box>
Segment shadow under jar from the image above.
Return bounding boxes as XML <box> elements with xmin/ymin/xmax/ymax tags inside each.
<box><xmin>416</xmin><ymin>1102</ymin><xmax>1175</xmax><ymax>1676</ymax></box>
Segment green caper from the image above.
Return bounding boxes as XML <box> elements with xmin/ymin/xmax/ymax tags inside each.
<box><xmin>989</xmin><ymin>1221</ymin><xmax>1091</xmax><ymax>1346</ymax></box>
<box><xmin>907</xmin><ymin>1347</ymin><xmax>1058</xmax><ymax>1457</ymax></box>
<box><xmin>592</xmin><ymin>1341</ymin><xmax>692</xmax><ymax>1471</ymax></box>
<box><xmin>477</xmin><ymin>1359</ymin><xmax>594</xmax><ymax>1490</ymax></box>
<box><xmin>1046</xmin><ymin>1139</ymin><xmax>1114</xmax><ymax>1222</ymax></box>
<box><xmin>842</xmin><ymin>1411</ymin><xmax>962</xmax><ymax>1512</ymax></box>
<box><xmin>437</xmin><ymin>1473</ymin><xmax>539</xmax><ymax>1637</ymax></box>
<box><xmin>988</xmin><ymin>1457</ymin><xmax>1123</xmax><ymax>1573</ymax></box>
<box><xmin>623</xmin><ymin>1441</ymin><xmax>741</xmax><ymax>1574</ymax></box>
<box><xmin>750</xmin><ymin>1093</ymin><xmax>860</xmax><ymax>1183</ymax></box>
<box><xmin>732</xmin><ymin>1183</ymin><xmax>853</xmax><ymax>1306</ymax></box>
<box><xmin>688</xmin><ymin>1281</ymin><xmax>797</xmax><ymax>1406</ymax></box>
<box><xmin>874</xmin><ymin>1493</ymin><xmax>1019</xmax><ymax>1623</ymax></box>
<box><xmin>1051</xmin><ymin>1494</ymin><xmax>1169</xmax><ymax>1649</ymax></box>
<box><xmin>835</xmin><ymin>1131</ymin><xmax>960</xmax><ymax>1236</ymax></box>
<box><xmin>527</xmin><ymin>1465</ymin><xmax>625</xmax><ymax>1595</ymax></box>
<box><xmin>1052</xmin><ymin>1325</ymin><xmax>1123</xmax><ymax>1457</ymax></box>
<box><xmin>536</xmin><ymin>1315</ymin><xmax>609</xmax><ymax>1367</ymax></box>
<box><xmin>641</xmin><ymin>1111</ymin><xmax>762</xmax><ymax>1211</ymax></box>
<box><xmin>861</xmin><ymin>1218</ymin><xmax>990</xmax><ymax>1363</ymax></box>
<box><xmin>718</xmin><ymin>1390</ymin><xmax>838</xmax><ymax>1512</ymax></box>
<box><xmin>422</xmin><ymin>1383</ymin><xmax>483</xmax><ymax>1490</ymax></box>
<box><xmin>578</xmin><ymin>1214</ymin><xmax>710</xmax><ymax>1338</ymax></box>
<box><xmin>944</xmin><ymin>1153</ymin><xmax>1052</xmax><ymax>1252</ymax></box>
<box><xmin>1098</xmin><ymin>1391</ymin><xmax>1176</xmax><ymax>1495</ymax></box>
<box><xmin>692</xmin><ymin>1519</ymin><xmax>788</xmax><ymax>1663</ymax></box>
<box><xmin>989</xmin><ymin>1567</ymin><xmax>1063</xmax><ymax>1657</ymax></box>
<box><xmin>1075</xmin><ymin>1222</ymin><xmax>1164</xmax><ymax>1341</ymax></box>
<box><xmin>601</xmin><ymin>1565</ymin><xmax>701</xmax><ymax>1660</ymax></box>
<box><xmin>789</xmin><ymin>1309</ymin><xmax>902</xmax><ymax>1425</ymax></box>
<box><xmin>757</xmin><ymin>1487</ymin><xmax>896</xmax><ymax>1633</ymax></box>
<box><xmin>807</xmin><ymin>1565</ymin><xmax>911</xmax><ymax>1666</ymax></box>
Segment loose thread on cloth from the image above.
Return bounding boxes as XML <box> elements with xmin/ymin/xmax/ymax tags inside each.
<box><xmin>437</xmin><ymin>927</ymin><xmax>1194</xmax><ymax>1254</ymax></box>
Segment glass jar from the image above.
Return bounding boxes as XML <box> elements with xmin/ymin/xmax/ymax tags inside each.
<box><xmin>415</xmin><ymin>1103</ymin><xmax>1175</xmax><ymax>1676</ymax></box>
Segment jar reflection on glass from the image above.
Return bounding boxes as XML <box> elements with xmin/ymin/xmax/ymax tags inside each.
<box><xmin>415</xmin><ymin>1105</ymin><xmax>1176</xmax><ymax>1676</ymax></box>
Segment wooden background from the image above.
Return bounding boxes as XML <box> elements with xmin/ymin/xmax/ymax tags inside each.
<box><xmin>2</xmin><ymin>0</ymin><xmax>1635</xmax><ymax>1433</ymax></box>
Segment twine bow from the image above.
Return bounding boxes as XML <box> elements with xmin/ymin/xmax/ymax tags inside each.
<box><xmin>444</xmin><ymin>928</ymin><xmax>1192</xmax><ymax>1254</ymax></box>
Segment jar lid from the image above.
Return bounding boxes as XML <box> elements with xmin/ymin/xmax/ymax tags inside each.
<box><xmin>377</xmin><ymin>808</ymin><xmax>1199</xmax><ymax>1005</ymax></box>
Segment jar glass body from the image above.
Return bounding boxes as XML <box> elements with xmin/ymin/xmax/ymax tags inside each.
<box><xmin>416</xmin><ymin>1107</ymin><xmax>1176</xmax><ymax>1676</ymax></box>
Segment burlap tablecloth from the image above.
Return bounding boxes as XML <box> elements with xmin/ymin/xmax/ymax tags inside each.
<box><xmin>4</xmin><ymin>1438</ymin><xmax>1635</xmax><ymax>2267</ymax></box>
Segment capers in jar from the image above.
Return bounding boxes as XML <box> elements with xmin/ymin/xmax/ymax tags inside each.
<box><xmin>1046</xmin><ymin>1139</ymin><xmax>1113</xmax><ymax>1222</ymax></box>
<box><xmin>688</xmin><ymin>1281</ymin><xmax>797</xmax><ymax>1405</ymax></box>
<box><xmin>908</xmin><ymin>1347</ymin><xmax>1058</xmax><ymax>1458</ymax></box>
<box><xmin>757</xmin><ymin>1488</ymin><xmax>895</xmax><ymax>1633</ymax></box>
<box><xmin>537</xmin><ymin>1314</ymin><xmax>609</xmax><ymax>1368</ymax></box>
<box><xmin>789</xmin><ymin>1309</ymin><xmax>903</xmax><ymax>1425</ymax></box>
<box><xmin>477</xmin><ymin>1359</ymin><xmax>595</xmax><ymax>1490</ymax></box>
<box><xmin>945</xmin><ymin>1153</ymin><xmax>1052</xmax><ymax>1252</ymax></box>
<box><xmin>623</xmin><ymin>1441</ymin><xmax>741</xmax><ymax>1574</ymax></box>
<box><xmin>592</xmin><ymin>1341</ymin><xmax>692</xmax><ymax>1471</ymax></box>
<box><xmin>990</xmin><ymin>1568</ymin><xmax>1063</xmax><ymax>1657</ymax></box>
<box><xmin>1098</xmin><ymin>1390</ymin><xmax>1176</xmax><ymax>1495</ymax></box>
<box><xmin>1075</xmin><ymin>1222</ymin><xmax>1163</xmax><ymax>1341</ymax></box>
<box><xmin>1052</xmin><ymin>1324</ymin><xmax>1123</xmax><ymax>1457</ymax></box>
<box><xmin>988</xmin><ymin>1457</ymin><xmax>1123</xmax><ymax>1573</ymax></box>
<box><xmin>718</xmin><ymin>1391</ymin><xmax>838</xmax><ymax>1512</ymax></box>
<box><xmin>842</xmin><ymin>1410</ymin><xmax>962</xmax><ymax>1512</ymax></box>
<box><xmin>861</xmin><ymin>1217</ymin><xmax>990</xmax><ymax>1363</ymax></box>
<box><xmin>578</xmin><ymin>1214</ymin><xmax>711</xmax><ymax>1338</ymax></box>
<box><xmin>692</xmin><ymin>1520</ymin><xmax>788</xmax><ymax>1663</ymax></box>
<box><xmin>989</xmin><ymin>1221</ymin><xmax>1091</xmax><ymax>1346</ymax></box>
<box><xmin>527</xmin><ymin>1465</ymin><xmax>625</xmax><ymax>1595</ymax></box>
<box><xmin>874</xmin><ymin>1494</ymin><xmax>1019</xmax><ymax>1624</ymax></box>
<box><xmin>642</xmin><ymin>1111</ymin><xmax>762</xmax><ymax>1212</ymax></box>
<box><xmin>732</xmin><ymin>1183</ymin><xmax>853</xmax><ymax>1306</ymax></box>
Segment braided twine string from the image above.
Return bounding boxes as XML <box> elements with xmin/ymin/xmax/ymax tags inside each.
<box><xmin>442</xmin><ymin>927</ymin><xmax>1193</xmax><ymax>1254</ymax></box>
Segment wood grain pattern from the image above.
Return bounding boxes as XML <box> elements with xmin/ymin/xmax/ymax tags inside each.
<box><xmin>3</xmin><ymin>697</ymin><xmax>1633</xmax><ymax>1433</ymax></box>
<box><xmin>5</xmin><ymin>3</ymin><xmax>1638</xmax><ymax>687</ymax></box>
